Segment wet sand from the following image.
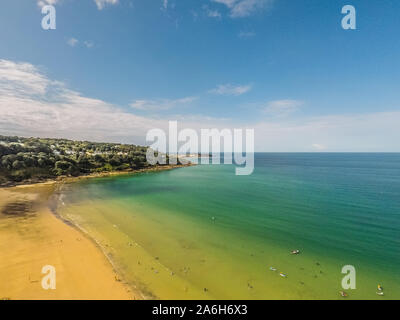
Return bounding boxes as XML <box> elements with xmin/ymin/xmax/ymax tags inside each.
<box><xmin>0</xmin><ymin>183</ymin><xmax>139</xmax><ymax>300</ymax></box>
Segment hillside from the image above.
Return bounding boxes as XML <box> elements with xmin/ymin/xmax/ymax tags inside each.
<box><xmin>0</xmin><ymin>135</ymin><xmax>161</xmax><ymax>186</ymax></box>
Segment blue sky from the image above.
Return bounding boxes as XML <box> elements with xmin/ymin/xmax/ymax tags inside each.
<box><xmin>1</xmin><ymin>0</ymin><xmax>400</xmax><ymax>151</ymax></box>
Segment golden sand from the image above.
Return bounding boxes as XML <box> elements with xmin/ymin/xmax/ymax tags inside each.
<box><xmin>0</xmin><ymin>183</ymin><xmax>138</xmax><ymax>300</ymax></box>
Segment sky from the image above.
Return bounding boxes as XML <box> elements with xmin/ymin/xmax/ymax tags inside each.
<box><xmin>0</xmin><ymin>0</ymin><xmax>400</xmax><ymax>151</ymax></box>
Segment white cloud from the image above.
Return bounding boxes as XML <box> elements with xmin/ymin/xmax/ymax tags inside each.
<box><xmin>1</xmin><ymin>59</ymin><xmax>399</xmax><ymax>152</ymax></box>
<box><xmin>84</xmin><ymin>40</ymin><xmax>94</xmax><ymax>48</ymax></box>
<box><xmin>37</xmin><ymin>0</ymin><xmax>58</xmax><ymax>7</ymax></box>
<box><xmin>94</xmin><ymin>0</ymin><xmax>119</xmax><ymax>10</ymax></box>
<box><xmin>263</xmin><ymin>100</ymin><xmax>303</xmax><ymax>117</ymax></box>
<box><xmin>211</xmin><ymin>0</ymin><xmax>273</xmax><ymax>18</ymax></box>
<box><xmin>207</xmin><ymin>9</ymin><xmax>222</xmax><ymax>18</ymax></box>
<box><xmin>67</xmin><ymin>38</ymin><xmax>79</xmax><ymax>47</ymax></box>
<box><xmin>162</xmin><ymin>0</ymin><xmax>168</xmax><ymax>10</ymax></box>
<box><xmin>38</xmin><ymin>0</ymin><xmax>119</xmax><ymax>10</ymax></box>
<box><xmin>212</xmin><ymin>0</ymin><xmax>237</xmax><ymax>8</ymax></box>
<box><xmin>209</xmin><ymin>84</ymin><xmax>252</xmax><ymax>96</ymax></box>
<box><xmin>0</xmin><ymin>60</ymin><xmax>227</xmax><ymax>146</ymax></box>
<box><xmin>0</xmin><ymin>60</ymin><xmax>52</xmax><ymax>96</ymax></box>
<box><xmin>0</xmin><ymin>59</ymin><xmax>164</xmax><ymax>144</ymax></box>
<box><xmin>130</xmin><ymin>97</ymin><xmax>197</xmax><ymax>111</ymax></box>
<box><xmin>238</xmin><ymin>31</ymin><xmax>256</xmax><ymax>38</ymax></box>
<box><xmin>67</xmin><ymin>38</ymin><xmax>94</xmax><ymax>48</ymax></box>
<box><xmin>202</xmin><ymin>5</ymin><xmax>222</xmax><ymax>19</ymax></box>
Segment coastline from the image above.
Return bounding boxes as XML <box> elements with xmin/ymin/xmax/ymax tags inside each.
<box><xmin>0</xmin><ymin>163</ymin><xmax>194</xmax><ymax>189</ymax></box>
<box><xmin>0</xmin><ymin>163</ymin><xmax>191</xmax><ymax>300</ymax></box>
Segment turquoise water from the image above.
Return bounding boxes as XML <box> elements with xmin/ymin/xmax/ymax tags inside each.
<box><xmin>58</xmin><ymin>153</ymin><xmax>400</xmax><ymax>299</ymax></box>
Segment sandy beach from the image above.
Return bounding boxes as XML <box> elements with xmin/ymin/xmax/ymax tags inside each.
<box><xmin>0</xmin><ymin>164</ymin><xmax>192</xmax><ymax>300</ymax></box>
<box><xmin>0</xmin><ymin>183</ymin><xmax>138</xmax><ymax>300</ymax></box>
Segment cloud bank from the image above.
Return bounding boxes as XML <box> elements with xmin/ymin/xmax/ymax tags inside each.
<box><xmin>1</xmin><ymin>59</ymin><xmax>399</xmax><ymax>152</ymax></box>
<box><xmin>209</xmin><ymin>84</ymin><xmax>252</xmax><ymax>96</ymax></box>
<box><xmin>0</xmin><ymin>59</ymin><xmax>160</xmax><ymax>144</ymax></box>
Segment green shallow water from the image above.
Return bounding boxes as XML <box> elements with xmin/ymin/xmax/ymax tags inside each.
<box><xmin>57</xmin><ymin>153</ymin><xmax>400</xmax><ymax>299</ymax></box>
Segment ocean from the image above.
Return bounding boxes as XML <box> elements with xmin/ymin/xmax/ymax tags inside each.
<box><xmin>56</xmin><ymin>153</ymin><xmax>400</xmax><ymax>299</ymax></box>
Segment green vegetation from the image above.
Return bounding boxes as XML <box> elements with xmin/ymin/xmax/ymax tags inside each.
<box><xmin>0</xmin><ymin>135</ymin><xmax>162</xmax><ymax>186</ymax></box>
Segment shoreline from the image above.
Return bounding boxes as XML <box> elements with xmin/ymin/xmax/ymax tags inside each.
<box><xmin>0</xmin><ymin>163</ymin><xmax>192</xmax><ymax>300</ymax></box>
<box><xmin>49</xmin><ymin>195</ymin><xmax>147</xmax><ymax>300</ymax></box>
<box><xmin>1</xmin><ymin>163</ymin><xmax>194</xmax><ymax>189</ymax></box>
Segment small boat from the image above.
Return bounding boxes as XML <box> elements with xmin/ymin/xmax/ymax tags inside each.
<box><xmin>269</xmin><ymin>267</ymin><xmax>277</xmax><ymax>271</ymax></box>
<box><xmin>280</xmin><ymin>273</ymin><xmax>287</xmax><ymax>278</ymax></box>
<box><xmin>339</xmin><ymin>291</ymin><xmax>348</xmax><ymax>297</ymax></box>
<box><xmin>377</xmin><ymin>284</ymin><xmax>383</xmax><ymax>291</ymax></box>
<box><xmin>291</xmin><ymin>250</ymin><xmax>300</xmax><ymax>255</ymax></box>
<box><xmin>376</xmin><ymin>292</ymin><xmax>384</xmax><ymax>296</ymax></box>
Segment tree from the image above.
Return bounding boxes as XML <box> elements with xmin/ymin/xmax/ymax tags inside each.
<box><xmin>38</xmin><ymin>158</ymin><xmax>46</xmax><ymax>167</ymax></box>
<box><xmin>0</xmin><ymin>135</ymin><xmax>156</xmax><ymax>185</ymax></box>
<box><xmin>55</xmin><ymin>160</ymin><xmax>71</xmax><ymax>171</ymax></box>
<box><xmin>109</xmin><ymin>155</ymin><xmax>121</xmax><ymax>167</ymax></box>
<box><xmin>94</xmin><ymin>154</ymin><xmax>104</xmax><ymax>163</ymax></box>
<box><xmin>12</xmin><ymin>160</ymin><xmax>25</xmax><ymax>170</ymax></box>
<box><xmin>22</xmin><ymin>155</ymin><xmax>34</xmax><ymax>167</ymax></box>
